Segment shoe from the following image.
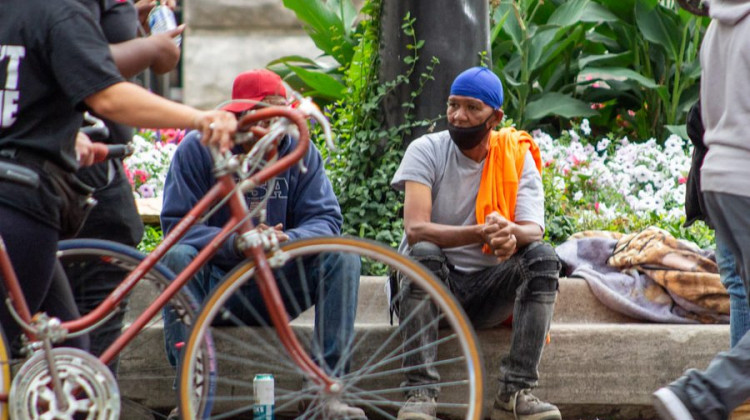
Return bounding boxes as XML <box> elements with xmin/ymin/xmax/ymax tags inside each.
<box><xmin>653</xmin><ymin>387</ymin><xmax>697</xmax><ymax>420</ymax></box>
<box><xmin>491</xmin><ymin>389</ymin><xmax>561</xmax><ymax>420</ymax></box>
<box><xmin>166</xmin><ymin>407</ymin><xmax>179</xmax><ymax>420</ymax></box>
<box><xmin>320</xmin><ymin>398</ymin><xmax>367</xmax><ymax>419</ymax></box>
<box><xmin>397</xmin><ymin>395</ymin><xmax>437</xmax><ymax>420</ymax></box>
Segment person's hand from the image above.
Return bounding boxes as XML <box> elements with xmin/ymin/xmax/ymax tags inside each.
<box><xmin>148</xmin><ymin>25</ymin><xmax>184</xmax><ymax>74</ymax></box>
<box><xmin>193</xmin><ymin>110</ymin><xmax>237</xmax><ymax>153</ymax></box>
<box><xmin>258</xmin><ymin>223</ymin><xmax>290</xmax><ymax>243</ymax></box>
<box><xmin>75</xmin><ymin>131</ymin><xmax>96</xmax><ymax>167</ymax></box>
<box><xmin>482</xmin><ymin>211</ymin><xmax>517</xmax><ymax>261</ymax></box>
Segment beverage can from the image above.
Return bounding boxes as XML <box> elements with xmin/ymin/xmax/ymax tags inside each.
<box><xmin>148</xmin><ymin>4</ymin><xmax>181</xmax><ymax>46</ymax></box>
<box><xmin>253</xmin><ymin>374</ymin><xmax>274</xmax><ymax>420</ymax></box>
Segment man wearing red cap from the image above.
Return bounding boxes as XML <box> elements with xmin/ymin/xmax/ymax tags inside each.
<box><xmin>159</xmin><ymin>69</ymin><xmax>364</xmax><ymax>418</ymax></box>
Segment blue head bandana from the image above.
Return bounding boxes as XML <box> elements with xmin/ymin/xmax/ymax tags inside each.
<box><xmin>449</xmin><ymin>67</ymin><xmax>504</xmax><ymax>109</ymax></box>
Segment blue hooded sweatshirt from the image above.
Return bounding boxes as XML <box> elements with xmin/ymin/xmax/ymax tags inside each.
<box><xmin>160</xmin><ymin>130</ymin><xmax>343</xmax><ymax>270</ymax></box>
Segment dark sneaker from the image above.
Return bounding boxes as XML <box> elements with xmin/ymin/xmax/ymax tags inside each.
<box><xmin>166</xmin><ymin>407</ymin><xmax>179</xmax><ymax>420</ymax></box>
<box><xmin>320</xmin><ymin>398</ymin><xmax>367</xmax><ymax>419</ymax></box>
<box><xmin>397</xmin><ymin>395</ymin><xmax>437</xmax><ymax>420</ymax></box>
<box><xmin>491</xmin><ymin>389</ymin><xmax>561</xmax><ymax>420</ymax></box>
<box><xmin>653</xmin><ymin>387</ymin><xmax>697</xmax><ymax>420</ymax></box>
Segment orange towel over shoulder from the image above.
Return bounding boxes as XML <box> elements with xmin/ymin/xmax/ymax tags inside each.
<box><xmin>476</xmin><ymin>127</ymin><xmax>542</xmax><ymax>254</ymax></box>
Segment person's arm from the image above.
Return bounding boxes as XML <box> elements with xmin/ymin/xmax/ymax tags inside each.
<box><xmin>160</xmin><ymin>133</ymin><xmax>243</xmax><ymax>268</ymax></box>
<box><xmin>284</xmin><ymin>142</ymin><xmax>343</xmax><ymax>241</ymax></box>
<box><xmin>403</xmin><ymin>181</ymin><xmax>484</xmax><ymax>247</ymax></box>
<box><xmin>83</xmin><ymin>81</ymin><xmax>235</xmax><ymax>152</ymax></box>
<box><xmin>109</xmin><ymin>26</ymin><xmax>184</xmax><ymax>77</ymax></box>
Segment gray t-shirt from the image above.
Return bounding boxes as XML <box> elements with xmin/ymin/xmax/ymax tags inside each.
<box><xmin>391</xmin><ymin>130</ymin><xmax>544</xmax><ymax>273</ymax></box>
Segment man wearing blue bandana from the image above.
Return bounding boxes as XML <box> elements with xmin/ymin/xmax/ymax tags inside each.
<box><xmin>391</xmin><ymin>67</ymin><xmax>561</xmax><ymax>420</ymax></box>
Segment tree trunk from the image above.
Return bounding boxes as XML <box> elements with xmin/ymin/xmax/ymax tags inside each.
<box><xmin>379</xmin><ymin>0</ymin><xmax>491</xmax><ymax>145</ymax></box>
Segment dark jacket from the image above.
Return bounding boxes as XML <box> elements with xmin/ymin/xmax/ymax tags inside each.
<box><xmin>160</xmin><ymin>131</ymin><xmax>343</xmax><ymax>270</ymax></box>
<box><xmin>684</xmin><ymin>100</ymin><xmax>711</xmax><ymax>228</ymax></box>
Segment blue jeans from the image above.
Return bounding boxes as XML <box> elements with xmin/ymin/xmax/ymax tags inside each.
<box><xmin>161</xmin><ymin>243</ymin><xmax>360</xmax><ymax>376</ymax></box>
<box><xmin>667</xmin><ymin>192</ymin><xmax>750</xmax><ymax>419</ymax></box>
<box><xmin>716</xmin><ymin>240</ymin><xmax>750</xmax><ymax>348</ymax></box>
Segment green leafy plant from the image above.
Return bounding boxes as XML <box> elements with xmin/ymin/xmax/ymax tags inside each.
<box><xmin>576</xmin><ymin>0</ymin><xmax>708</xmax><ymax>140</ymax></box>
<box><xmin>490</xmin><ymin>0</ymin><xmax>709</xmax><ymax>141</ymax></box>
<box><xmin>491</xmin><ymin>0</ymin><xmax>610</xmax><ymax>129</ymax></box>
<box><xmin>301</xmin><ymin>3</ymin><xmax>438</xmax><ymax>272</ymax></box>
<box><xmin>137</xmin><ymin>225</ymin><xmax>163</xmax><ymax>253</ymax></box>
<box><xmin>269</xmin><ymin>0</ymin><xmax>365</xmax><ymax>102</ymax></box>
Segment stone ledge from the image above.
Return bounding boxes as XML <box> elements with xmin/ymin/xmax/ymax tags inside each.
<box><xmin>118</xmin><ymin>276</ymin><xmax>729</xmax><ymax>418</ymax></box>
<box><xmin>118</xmin><ymin>323</ymin><xmax>728</xmax><ymax>417</ymax></box>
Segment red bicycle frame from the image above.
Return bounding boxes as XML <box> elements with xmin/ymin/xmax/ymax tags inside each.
<box><xmin>0</xmin><ymin>105</ymin><xmax>337</xmax><ymax>405</ymax></box>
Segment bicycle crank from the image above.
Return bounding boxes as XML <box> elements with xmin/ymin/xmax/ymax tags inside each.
<box><xmin>10</xmin><ymin>347</ymin><xmax>119</xmax><ymax>419</ymax></box>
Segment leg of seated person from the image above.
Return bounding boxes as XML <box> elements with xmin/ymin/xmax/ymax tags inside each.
<box><xmin>305</xmin><ymin>252</ymin><xmax>360</xmax><ymax>376</ymax></box>
<box><xmin>160</xmin><ymin>243</ymin><xmax>226</xmax><ymax>367</ymax></box>
<box><xmin>399</xmin><ymin>241</ymin><xmax>447</xmax><ymax>400</ymax></box>
<box><xmin>455</xmin><ymin>241</ymin><xmax>559</xmax><ymax>420</ymax></box>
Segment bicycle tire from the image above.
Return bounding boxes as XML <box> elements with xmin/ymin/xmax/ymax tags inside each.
<box><xmin>58</xmin><ymin>239</ymin><xmax>215</xmax><ymax>415</ymax></box>
<box><xmin>0</xmin><ymin>325</ymin><xmax>10</xmax><ymax>420</ymax></box>
<box><xmin>178</xmin><ymin>236</ymin><xmax>484</xmax><ymax>420</ymax></box>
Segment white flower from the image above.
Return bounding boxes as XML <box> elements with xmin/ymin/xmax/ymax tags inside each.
<box><xmin>596</xmin><ymin>137</ymin><xmax>610</xmax><ymax>152</ymax></box>
<box><xmin>573</xmin><ymin>191</ymin><xmax>583</xmax><ymax>202</ymax></box>
<box><xmin>580</xmin><ymin>119</ymin><xmax>591</xmax><ymax>136</ymax></box>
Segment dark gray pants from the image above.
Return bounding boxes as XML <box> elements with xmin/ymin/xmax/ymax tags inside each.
<box><xmin>399</xmin><ymin>241</ymin><xmax>559</xmax><ymax>398</ymax></box>
<box><xmin>671</xmin><ymin>192</ymin><xmax>750</xmax><ymax>420</ymax></box>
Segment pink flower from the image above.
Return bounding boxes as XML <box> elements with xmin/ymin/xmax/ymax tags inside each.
<box><xmin>678</xmin><ymin>176</ymin><xmax>687</xmax><ymax>185</ymax></box>
<box><xmin>595</xmin><ymin>202</ymin><xmax>600</xmax><ymax>213</ymax></box>
<box><xmin>628</xmin><ymin>110</ymin><xmax>636</xmax><ymax>117</ymax></box>
<box><xmin>134</xmin><ymin>169</ymin><xmax>149</xmax><ymax>184</ymax></box>
<box><xmin>123</xmin><ymin>162</ymin><xmax>134</xmax><ymax>186</ymax></box>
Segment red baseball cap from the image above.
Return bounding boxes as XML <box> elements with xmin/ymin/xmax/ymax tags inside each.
<box><xmin>221</xmin><ymin>69</ymin><xmax>287</xmax><ymax>113</ymax></box>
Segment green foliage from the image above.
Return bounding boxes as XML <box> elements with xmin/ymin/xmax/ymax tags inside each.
<box><xmin>270</xmin><ymin>0</ymin><xmax>365</xmax><ymax>102</ymax></box>
<box><xmin>291</xmin><ymin>3</ymin><xmax>437</xmax><ymax>273</ymax></box>
<box><xmin>491</xmin><ymin>0</ymin><xmax>709</xmax><ymax>140</ymax></box>
<box><xmin>490</xmin><ymin>0</ymin><xmax>604</xmax><ymax>129</ymax></box>
<box><xmin>137</xmin><ymin>225</ymin><xmax>163</xmax><ymax>253</ymax></box>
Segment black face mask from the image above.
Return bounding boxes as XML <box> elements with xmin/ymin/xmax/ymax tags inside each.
<box><xmin>448</xmin><ymin>115</ymin><xmax>493</xmax><ymax>150</ymax></box>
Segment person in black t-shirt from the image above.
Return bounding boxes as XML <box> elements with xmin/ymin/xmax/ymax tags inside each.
<box><xmin>0</xmin><ymin>0</ymin><xmax>236</xmax><ymax>355</ymax></box>
<box><xmin>65</xmin><ymin>0</ymin><xmax>184</xmax><ymax>374</ymax></box>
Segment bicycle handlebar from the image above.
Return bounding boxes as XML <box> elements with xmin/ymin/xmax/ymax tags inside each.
<box><xmin>81</xmin><ymin>112</ymin><xmax>110</xmax><ymax>142</ymax></box>
<box><xmin>240</xmin><ymin>106</ymin><xmax>310</xmax><ymax>186</ymax></box>
<box><xmin>90</xmin><ymin>143</ymin><xmax>134</xmax><ymax>164</ymax></box>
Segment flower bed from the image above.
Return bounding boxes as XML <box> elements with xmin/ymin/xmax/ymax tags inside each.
<box><xmin>123</xmin><ymin>122</ymin><xmax>713</xmax><ymax>250</ymax></box>
<box><xmin>124</xmin><ymin>128</ymin><xmax>184</xmax><ymax>199</ymax></box>
<box><xmin>535</xmin><ymin>120</ymin><xmax>712</xmax><ymax>248</ymax></box>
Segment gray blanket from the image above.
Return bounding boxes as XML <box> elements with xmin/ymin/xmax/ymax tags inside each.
<box><xmin>555</xmin><ymin>236</ymin><xmax>728</xmax><ymax>324</ymax></box>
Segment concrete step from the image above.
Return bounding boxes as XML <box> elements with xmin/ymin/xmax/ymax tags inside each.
<box><xmin>117</xmin><ymin>322</ymin><xmax>728</xmax><ymax>417</ymax></box>
<box><xmin>119</xmin><ymin>269</ymin><xmax>725</xmax><ymax>418</ymax></box>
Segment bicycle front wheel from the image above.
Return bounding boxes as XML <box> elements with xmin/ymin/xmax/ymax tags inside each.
<box><xmin>178</xmin><ymin>236</ymin><xmax>483</xmax><ymax>420</ymax></box>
